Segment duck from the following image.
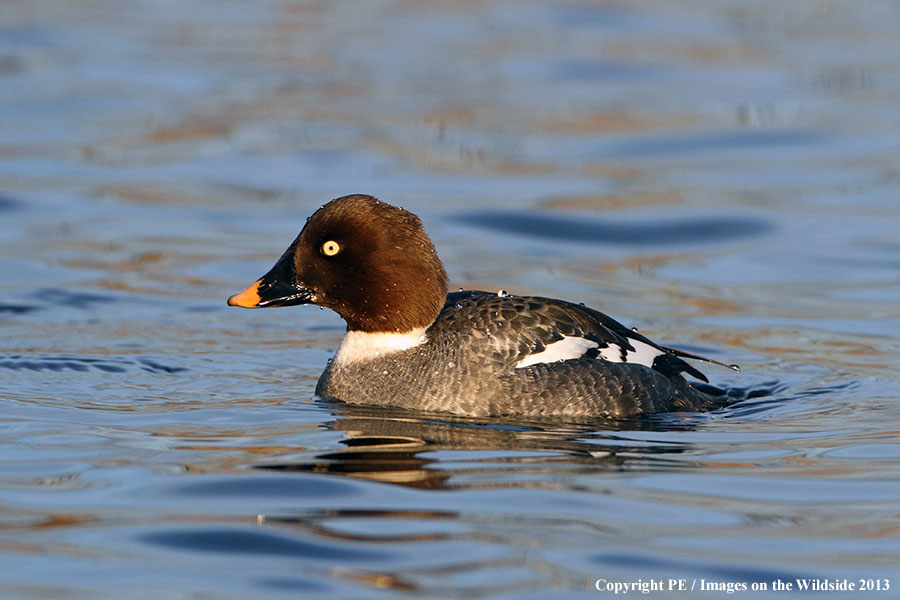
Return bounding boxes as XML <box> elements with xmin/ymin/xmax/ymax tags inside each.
<box><xmin>228</xmin><ymin>194</ymin><xmax>736</xmax><ymax>418</ymax></box>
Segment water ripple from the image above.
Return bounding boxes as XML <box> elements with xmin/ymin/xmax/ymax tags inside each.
<box><xmin>141</xmin><ymin>526</ymin><xmax>383</xmax><ymax>560</ymax></box>
<box><xmin>455</xmin><ymin>211</ymin><xmax>772</xmax><ymax>245</ymax></box>
<box><xmin>0</xmin><ymin>354</ymin><xmax>187</xmax><ymax>374</ymax></box>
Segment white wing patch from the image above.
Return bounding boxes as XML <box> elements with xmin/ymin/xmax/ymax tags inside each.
<box><xmin>621</xmin><ymin>338</ymin><xmax>665</xmax><ymax>368</ymax></box>
<box><xmin>597</xmin><ymin>345</ymin><xmax>624</xmax><ymax>362</ymax></box>
<box><xmin>515</xmin><ymin>336</ymin><xmax>599</xmax><ymax>369</ymax></box>
<box><xmin>515</xmin><ymin>335</ymin><xmax>665</xmax><ymax>369</ymax></box>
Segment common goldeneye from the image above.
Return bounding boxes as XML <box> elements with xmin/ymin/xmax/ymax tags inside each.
<box><xmin>228</xmin><ymin>194</ymin><xmax>736</xmax><ymax>418</ymax></box>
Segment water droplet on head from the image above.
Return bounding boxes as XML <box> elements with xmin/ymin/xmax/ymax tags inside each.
<box><xmin>458</xmin><ymin>287</ymin><xmax>464</xmax><ymax>292</ymax></box>
<box><xmin>382</xmin><ymin>370</ymin><xmax>388</xmax><ymax>375</ymax></box>
<box><xmin>455</xmin><ymin>303</ymin><xmax>463</xmax><ymax>309</ymax></box>
<box><xmin>447</xmin><ymin>361</ymin><xmax>455</xmax><ymax>369</ymax></box>
<box><xmin>631</xmin><ymin>327</ymin><xmax>639</xmax><ymax>332</ymax></box>
<box><xmin>497</xmin><ymin>289</ymin><xmax>508</xmax><ymax>297</ymax></box>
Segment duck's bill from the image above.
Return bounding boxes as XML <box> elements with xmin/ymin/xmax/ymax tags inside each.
<box><xmin>227</xmin><ymin>279</ymin><xmax>313</xmax><ymax>308</ymax></box>
<box><xmin>227</xmin><ymin>257</ymin><xmax>314</xmax><ymax>308</ymax></box>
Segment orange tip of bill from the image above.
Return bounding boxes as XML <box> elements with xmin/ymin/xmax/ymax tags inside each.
<box><xmin>227</xmin><ymin>280</ymin><xmax>262</xmax><ymax>308</ymax></box>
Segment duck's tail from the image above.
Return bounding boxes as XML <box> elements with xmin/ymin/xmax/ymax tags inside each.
<box><xmin>658</xmin><ymin>344</ymin><xmax>740</xmax><ymax>374</ymax></box>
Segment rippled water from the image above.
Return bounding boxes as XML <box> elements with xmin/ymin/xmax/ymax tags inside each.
<box><xmin>2</xmin><ymin>1</ymin><xmax>900</xmax><ymax>597</ymax></box>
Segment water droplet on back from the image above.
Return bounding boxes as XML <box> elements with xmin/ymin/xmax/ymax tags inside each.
<box><xmin>497</xmin><ymin>289</ymin><xmax>508</xmax><ymax>297</ymax></box>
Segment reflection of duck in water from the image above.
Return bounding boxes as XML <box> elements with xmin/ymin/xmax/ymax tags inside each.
<box><xmin>230</xmin><ymin>195</ymin><xmax>738</xmax><ymax>418</ymax></box>
<box><xmin>258</xmin><ymin>402</ymin><xmax>702</xmax><ymax>490</ymax></box>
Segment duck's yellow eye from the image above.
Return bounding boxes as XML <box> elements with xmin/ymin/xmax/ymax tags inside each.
<box><xmin>321</xmin><ymin>240</ymin><xmax>341</xmax><ymax>256</ymax></box>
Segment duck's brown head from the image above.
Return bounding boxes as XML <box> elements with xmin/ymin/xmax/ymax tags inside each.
<box><xmin>228</xmin><ymin>194</ymin><xmax>449</xmax><ymax>333</ymax></box>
